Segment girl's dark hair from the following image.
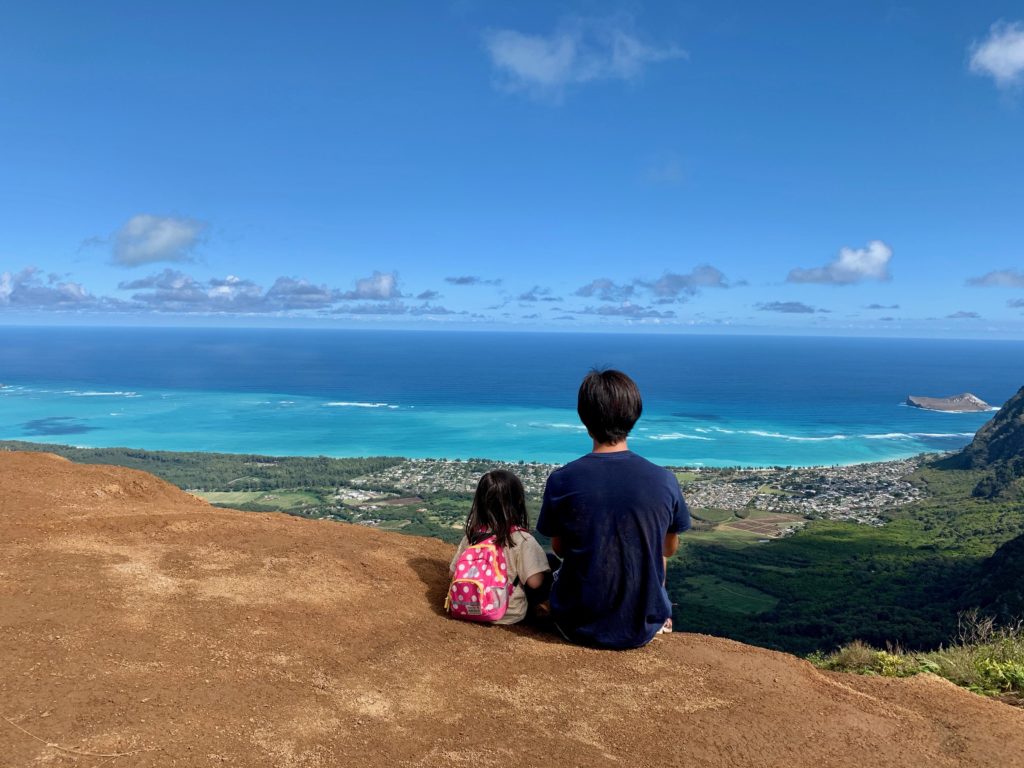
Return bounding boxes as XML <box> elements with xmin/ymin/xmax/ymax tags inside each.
<box><xmin>465</xmin><ymin>469</ymin><xmax>529</xmax><ymax>549</ymax></box>
<box><xmin>577</xmin><ymin>368</ymin><xmax>643</xmax><ymax>445</ymax></box>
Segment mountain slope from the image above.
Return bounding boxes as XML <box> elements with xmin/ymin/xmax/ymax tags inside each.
<box><xmin>957</xmin><ymin>385</ymin><xmax>1024</xmax><ymax>469</ymax></box>
<box><xmin>2</xmin><ymin>451</ymin><xmax>1023</xmax><ymax>767</ymax></box>
<box><xmin>938</xmin><ymin>385</ymin><xmax>1024</xmax><ymax>499</ymax></box>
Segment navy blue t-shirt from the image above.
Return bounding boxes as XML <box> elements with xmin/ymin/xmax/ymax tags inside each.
<box><xmin>536</xmin><ymin>450</ymin><xmax>690</xmax><ymax>649</ymax></box>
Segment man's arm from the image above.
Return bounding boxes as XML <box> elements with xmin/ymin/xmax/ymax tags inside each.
<box><xmin>663</xmin><ymin>532</ymin><xmax>680</xmax><ymax>558</ymax></box>
<box><xmin>550</xmin><ymin>535</ymin><xmax>565</xmax><ymax>558</ymax></box>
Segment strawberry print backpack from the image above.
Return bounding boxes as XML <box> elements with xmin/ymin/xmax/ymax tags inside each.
<box><xmin>445</xmin><ymin>535</ymin><xmax>513</xmax><ymax>622</ymax></box>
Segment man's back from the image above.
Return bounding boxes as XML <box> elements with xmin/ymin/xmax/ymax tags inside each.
<box><xmin>537</xmin><ymin>450</ymin><xmax>690</xmax><ymax>649</ymax></box>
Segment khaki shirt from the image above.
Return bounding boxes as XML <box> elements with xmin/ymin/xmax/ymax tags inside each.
<box><xmin>449</xmin><ymin>530</ymin><xmax>550</xmax><ymax>625</ymax></box>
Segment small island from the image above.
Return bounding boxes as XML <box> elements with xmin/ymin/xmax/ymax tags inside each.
<box><xmin>906</xmin><ymin>392</ymin><xmax>991</xmax><ymax>412</ymax></box>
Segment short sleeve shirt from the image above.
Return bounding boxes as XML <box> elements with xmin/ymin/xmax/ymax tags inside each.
<box><xmin>537</xmin><ymin>451</ymin><xmax>690</xmax><ymax>649</ymax></box>
<box><xmin>449</xmin><ymin>529</ymin><xmax>550</xmax><ymax>625</ymax></box>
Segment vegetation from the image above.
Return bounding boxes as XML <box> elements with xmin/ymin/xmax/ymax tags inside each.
<box><xmin>938</xmin><ymin>385</ymin><xmax>1024</xmax><ymax>498</ymax></box>
<box><xmin>0</xmin><ymin>440</ymin><xmax>405</xmax><ymax>490</ymax></box>
<box><xmin>812</xmin><ymin>612</ymin><xmax>1024</xmax><ymax>704</ymax></box>
<box><xmin>670</xmin><ymin>464</ymin><xmax>1024</xmax><ymax>655</ymax></box>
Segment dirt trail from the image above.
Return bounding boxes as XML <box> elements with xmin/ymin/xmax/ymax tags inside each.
<box><xmin>2</xmin><ymin>451</ymin><xmax>1022</xmax><ymax>767</ymax></box>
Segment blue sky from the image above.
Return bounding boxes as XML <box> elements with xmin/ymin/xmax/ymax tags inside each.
<box><xmin>1</xmin><ymin>1</ymin><xmax>1023</xmax><ymax>336</ymax></box>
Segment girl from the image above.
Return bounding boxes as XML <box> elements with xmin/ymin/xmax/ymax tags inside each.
<box><xmin>448</xmin><ymin>469</ymin><xmax>551</xmax><ymax>625</ymax></box>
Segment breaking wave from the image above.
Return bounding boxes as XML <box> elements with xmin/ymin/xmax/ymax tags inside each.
<box><xmin>324</xmin><ymin>401</ymin><xmax>399</xmax><ymax>409</ymax></box>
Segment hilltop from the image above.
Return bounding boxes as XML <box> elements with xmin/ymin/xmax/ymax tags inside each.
<box><xmin>2</xmin><ymin>452</ymin><xmax>1023</xmax><ymax>767</ymax></box>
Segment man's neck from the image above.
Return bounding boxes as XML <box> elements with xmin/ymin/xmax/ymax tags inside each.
<box><xmin>592</xmin><ymin>439</ymin><xmax>629</xmax><ymax>454</ymax></box>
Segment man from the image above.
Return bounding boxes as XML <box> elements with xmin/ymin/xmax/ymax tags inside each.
<box><xmin>537</xmin><ymin>369</ymin><xmax>690</xmax><ymax>649</ymax></box>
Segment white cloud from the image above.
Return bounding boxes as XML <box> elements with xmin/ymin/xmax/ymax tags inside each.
<box><xmin>445</xmin><ymin>275</ymin><xmax>501</xmax><ymax>286</ymax></box>
<box><xmin>517</xmin><ymin>285</ymin><xmax>561</xmax><ymax>302</ymax></box>
<box><xmin>340</xmin><ymin>271</ymin><xmax>401</xmax><ymax>300</ymax></box>
<box><xmin>645</xmin><ymin>265</ymin><xmax>729</xmax><ymax>298</ymax></box>
<box><xmin>112</xmin><ymin>214</ymin><xmax>207</xmax><ymax>266</ymax></box>
<box><xmin>120</xmin><ymin>269</ymin><xmax>340</xmax><ymax>313</ymax></box>
<box><xmin>970</xmin><ymin>21</ymin><xmax>1024</xmax><ymax>87</ymax></box>
<box><xmin>756</xmin><ymin>301</ymin><xmax>824</xmax><ymax>314</ymax></box>
<box><xmin>787</xmin><ymin>240</ymin><xmax>893</xmax><ymax>285</ymax></box>
<box><xmin>575</xmin><ymin>278</ymin><xmax>635</xmax><ymax>302</ymax></box>
<box><xmin>575</xmin><ymin>302</ymin><xmax>675</xmax><ymax>319</ymax></box>
<box><xmin>484</xmin><ymin>18</ymin><xmax>685</xmax><ymax>98</ymax></box>
<box><xmin>0</xmin><ymin>266</ymin><xmax>112</xmax><ymax>310</ymax></box>
<box><xmin>966</xmin><ymin>269</ymin><xmax>1024</xmax><ymax>287</ymax></box>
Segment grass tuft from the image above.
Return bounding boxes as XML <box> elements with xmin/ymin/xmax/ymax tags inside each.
<box><xmin>811</xmin><ymin>611</ymin><xmax>1024</xmax><ymax>704</ymax></box>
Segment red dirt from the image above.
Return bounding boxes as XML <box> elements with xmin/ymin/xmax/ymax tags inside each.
<box><xmin>2</xmin><ymin>451</ymin><xmax>1022</xmax><ymax>767</ymax></box>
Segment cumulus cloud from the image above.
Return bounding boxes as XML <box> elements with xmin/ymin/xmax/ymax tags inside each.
<box><xmin>574</xmin><ymin>278</ymin><xmax>635</xmax><ymax>302</ymax></box>
<box><xmin>787</xmin><ymin>240</ymin><xmax>893</xmax><ymax>285</ymax></box>
<box><xmin>575</xmin><ymin>302</ymin><xmax>675</xmax><ymax>319</ymax></box>
<box><xmin>756</xmin><ymin>301</ymin><xmax>823</xmax><ymax>314</ymax></box>
<box><xmin>416</xmin><ymin>290</ymin><xmax>440</xmax><ymax>300</ymax></box>
<box><xmin>966</xmin><ymin>269</ymin><xmax>1024</xmax><ymax>287</ymax></box>
<box><xmin>340</xmin><ymin>271</ymin><xmax>401</xmax><ymax>300</ymax></box>
<box><xmin>120</xmin><ymin>269</ymin><xmax>340</xmax><ymax>313</ymax></box>
<box><xmin>265</xmin><ymin>277</ymin><xmax>340</xmax><ymax>309</ymax></box>
<box><xmin>0</xmin><ymin>267</ymin><xmax>112</xmax><ymax>311</ymax></box>
<box><xmin>445</xmin><ymin>275</ymin><xmax>502</xmax><ymax>286</ymax></box>
<box><xmin>111</xmin><ymin>214</ymin><xmax>207</xmax><ymax>266</ymax></box>
<box><xmin>1009</xmin><ymin>298</ymin><xmax>1024</xmax><ymax>308</ymax></box>
<box><xmin>970</xmin><ymin>21</ymin><xmax>1024</xmax><ymax>87</ymax></box>
<box><xmin>517</xmin><ymin>285</ymin><xmax>561</xmax><ymax>302</ymax></box>
<box><xmin>576</xmin><ymin>266</ymin><xmax>733</xmax><ymax>304</ymax></box>
<box><xmin>643</xmin><ymin>265</ymin><xmax>730</xmax><ymax>299</ymax></box>
<box><xmin>947</xmin><ymin>310</ymin><xmax>981</xmax><ymax>319</ymax></box>
<box><xmin>865</xmin><ymin>303</ymin><xmax>900</xmax><ymax>310</ymax></box>
<box><xmin>484</xmin><ymin>17</ymin><xmax>685</xmax><ymax>98</ymax></box>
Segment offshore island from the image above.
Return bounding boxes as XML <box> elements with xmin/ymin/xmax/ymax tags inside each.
<box><xmin>906</xmin><ymin>392</ymin><xmax>992</xmax><ymax>412</ymax></box>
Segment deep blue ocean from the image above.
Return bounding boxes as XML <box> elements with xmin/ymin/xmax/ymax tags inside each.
<box><xmin>1</xmin><ymin>327</ymin><xmax>1021</xmax><ymax>467</ymax></box>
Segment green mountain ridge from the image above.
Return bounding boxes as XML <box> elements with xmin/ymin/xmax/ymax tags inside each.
<box><xmin>940</xmin><ymin>385</ymin><xmax>1024</xmax><ymax>498</ymax></box>
<box><xmin>951</xmin><ymin>386</ymin><xmax>1024</xmax><ymax>622</ymax></box>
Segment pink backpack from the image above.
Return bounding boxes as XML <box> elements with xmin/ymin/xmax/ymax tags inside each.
<box><xmin>445</xmin><ymin>535</ymin><xmax>513</xmax><ymax>622</ymax></box>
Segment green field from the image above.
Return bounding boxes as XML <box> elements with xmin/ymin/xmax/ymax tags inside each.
<box><xmin>682</xmin><ymin>525</ymin><xmax>764</xmax><ymax>547</ymax></box>
<box><xmin>196</xmin><ymin>490</ymin><xmax>322</xmax><ymax>510</ymax></box>
<box><xmin>690</xmin><ymin>507</ymin><xmax>737</xmax><ymax>524</ymax></box>
<box><xmin>679</xmin><ymin>574</ymin><xmax>779</xmax><ymax>614</ymax></box>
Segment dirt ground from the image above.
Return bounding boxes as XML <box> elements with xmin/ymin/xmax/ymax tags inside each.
<box><xmin>2</xmin><ymin>451</ymin><xmax>1023</xmax><ymax>768</ymax></box>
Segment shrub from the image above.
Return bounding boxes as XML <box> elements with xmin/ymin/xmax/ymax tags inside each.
<box><xmin>812</xmin><ymin>612</ymin><xmax>1024</xmax><ymax>704</ymax></box>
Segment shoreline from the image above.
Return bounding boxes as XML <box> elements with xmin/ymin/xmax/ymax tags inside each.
<box><xmin>0</xmin><ymin>437</ymin><xmax>944</xmax><ymax>472</ymax></box>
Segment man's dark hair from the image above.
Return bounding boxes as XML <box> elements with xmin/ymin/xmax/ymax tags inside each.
<box><xmin>577</xmin><ymin>369</ymin><xmax>643</xmax><ymax>445</ymax></box>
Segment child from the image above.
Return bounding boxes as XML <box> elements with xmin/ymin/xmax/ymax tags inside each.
<box><xmin>447</xmin><ymin>469</ymin><xmax>550</xmax><ymax>625</ymax></box>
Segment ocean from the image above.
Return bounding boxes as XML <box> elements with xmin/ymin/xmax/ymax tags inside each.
<box><xmin>1</xmin><ymin>327</ymin><xmax>1021</xmax><ymax>467</ymax></box>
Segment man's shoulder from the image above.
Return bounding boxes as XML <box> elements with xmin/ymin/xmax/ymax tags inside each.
<box><xmin>630</xmin><ymin>453</ymin><xmax>677</xmax><ymax>479</ymax></box>
<box><xmin>548</xmin><ymin>455</ymin><xmax>592</xmax><ymax>480</ymax></box>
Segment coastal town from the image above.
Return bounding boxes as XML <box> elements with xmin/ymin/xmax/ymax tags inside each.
<box><xmin>678</xmin><ymin>458</ymin><xmax>925</xmax><ymax>526</ymax></box>
<box><xmin>342</xmin><ymin>455</ymin><xmax>928</xmax><ymax>533</ymax></box>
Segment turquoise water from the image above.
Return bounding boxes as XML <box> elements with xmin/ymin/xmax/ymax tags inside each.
<box><xmin>1</xmin><ymin>328</ymin><xmax>1020</xmax><ymax>467</ymax></box>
